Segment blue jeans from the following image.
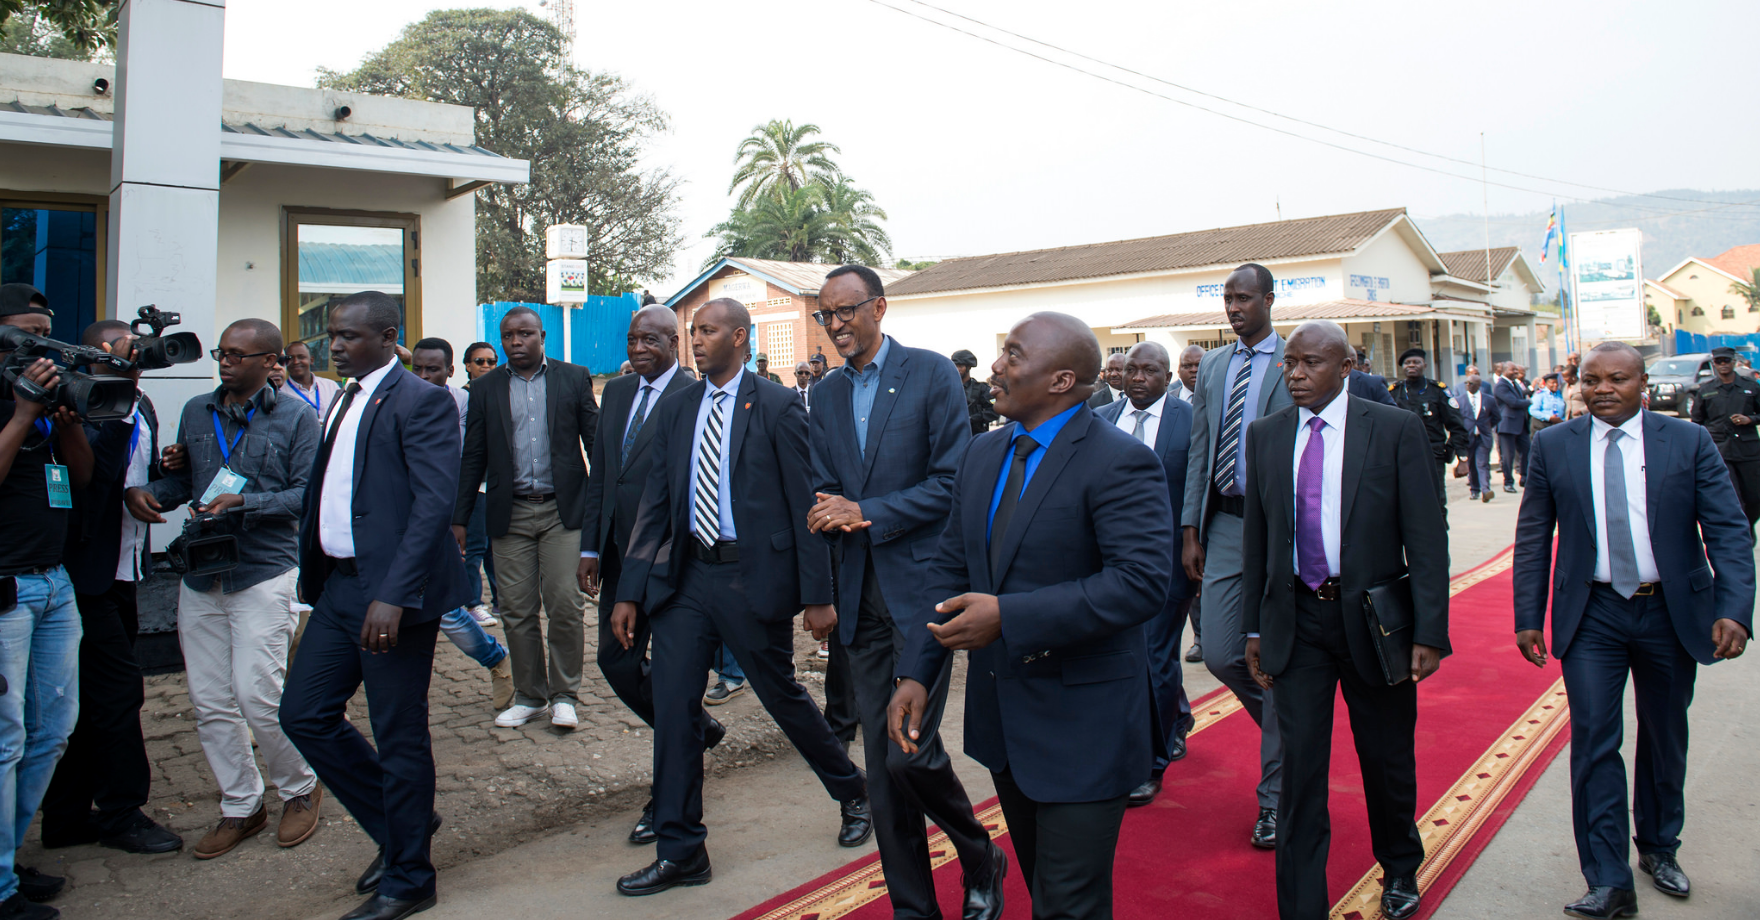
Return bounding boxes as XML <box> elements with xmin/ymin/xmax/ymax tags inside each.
<box><xmin>713</xmin><ymin>643</ymin><xmax>745</xmax><ymax>685</ymax></box>
<box><xmin>439</xmin><ymin>608</ymin><xmax>507</xmax><ymax>669</ymax></box>
<box><xmin>0</xmin><ymin>567</ymin><xmax>82</xmax><ymax>900</ymax></box>
<box><xmin>465</xmin><ymin>498</ymin><xmax>496</xmax><ymax>607</ymax></box>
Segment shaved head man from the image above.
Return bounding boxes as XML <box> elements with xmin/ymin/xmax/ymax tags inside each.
<box><xmin>1089</xmin><ymin>350</ymin><xmax>1127</xmax><ymax>409</ymax></box>
<box><xmin>1176</xmin><ymin>344</ymin><xmax>1204</xmax><ymax>400</ymax></box>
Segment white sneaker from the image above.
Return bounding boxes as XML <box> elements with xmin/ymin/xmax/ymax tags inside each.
<box><xmin>469</xmin><ymin>605</ymin><xmax>499</xmax><ymax>628</ymax></box>
<box><xmin>550</xmin><ymin>701</ymin><xmax>578</xmax><ymax>729</ymax></box>
<box><xmin>495</xmin><ymin>703</ymin><xmax>548</xmax><ymax>728</ymax></box>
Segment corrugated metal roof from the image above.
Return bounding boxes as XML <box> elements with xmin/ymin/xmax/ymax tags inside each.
<box><xmin>719</xmin><ymin>258</ymin><xmax>915</xmax><ymax>296</ymax></box>
<box><xmin>1436</xmin><ymin>247</ymin><xmax>1518</xmax><ymax>283</ymax></box>
<box><xmin>887</xmin><ymin>208</ymin><xmax>1409</xmax><ymax>297</ymax></box>
<box><xmin>0</xmin><ymin>100</ymin><xmax>509</xmax><ymax>160</ymax></box>
<box><xmin>1117</xmin><ymin>299</ymin><xmax>1436</xmax><ymax>330</ymax></box>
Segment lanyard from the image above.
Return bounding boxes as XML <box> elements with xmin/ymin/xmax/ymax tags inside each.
<box><xmin>32</xmin><ymin>418</ymin><xmax>50</xmax><ymax>440</ymax></box>
<box><xmin>211</xmin><ymin>407</ymin><xmax>256</xmax><ymax>466</ymax></box>
<box><xmin>289</xmin><ymin>381</ymin><xmax>320</xmax><ymax>412</ymax></box>
<box><xmin>128</xmin><ymin>409</ymin><xmax>143</xmax><ymax>460</ymax></box>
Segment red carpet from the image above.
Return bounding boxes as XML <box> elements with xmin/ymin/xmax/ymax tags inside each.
<box><xmin>731</xmin><ymin>547</ymin><xmax>1567</xmax><ymax>920</ymax></box>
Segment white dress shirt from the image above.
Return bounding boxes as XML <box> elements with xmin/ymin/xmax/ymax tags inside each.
<box><xmin>626</xmin><ymin>362</ymin><xmax>679</xmax><ymax>435</ymax></box>
<box><xmin>318</xmin><ymin>360</ymin><xmax>396</xmax><ymax>559</ymax></box>
<box><xmin>283</xmin><ymin>374</ymin><xmax>339</xmax><ymax>418</ymax></box>
<box><xmin>1177</xmin><ymin>383</ymin><xmax>1194</xmax><ymax>404</ymax></box>
<box><xmin>1590</xmin><ymin>411</ymin><xmax>1660</xmax><ymax>583</ymax></box>
<box><xmin>1292</xmin><ymin>392</ymin><xmax>1348</xmax><ymax>579</ymax></box>
<box><xmin>115</xmin><ymin>403</ymin><xmax>151</xmax><ymax>582</ymax></box>
<box><xmin>795</xmin><ymin>385</ymin><xmax>812</xmax><ymax>411</ymax></box>
<box><xmin>1464</xmin><ymin>388</ymin><xmax>1481</xmax><ymax>419</ymax></box>
<box><xmin>690</xmin><ymin>369</ymin><xmax>743</xmax><ymax>542</ymax></box>
<box><xmin>1112</xmin><ymin>393</ymin><xmax>1167</xmax><ymax>448</ymax></box>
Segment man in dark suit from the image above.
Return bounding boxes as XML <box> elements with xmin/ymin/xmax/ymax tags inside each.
<box><xmin>453</xmin><ymin>307</ymin><xmax>599</xmax><ymax>730</ymax></box>
<box><xmin>1347</xmin><ymin>349</ymin><xmax>1395</xmax><ymax>405</ymax></box>
<box><xmin>1451</xmin><ymin>372</ymin><xmax>1500</xmax><ymax>502</ymax></box>
<box><xmin>1240</xmin><ymin>320</ymin><xmax>1447</xmax><ymax>920</ymax></box>
<box><xmin>1095</xmin><ymin>342</ymin><xmax>1194</xmax><ymax>806</ymax></box>
<box><xmin>608</xmin><ymin>297</ymin><xmax>868</xmax><ymax>896</ymax></box>
<box><xmin>1087</xmin><ymin>352</ymin><xmax>1125</xmax><ymax>409</ymax></box>
<box><xmin>807</xmin><ymin>266</ymin><xmax>1003</xmax><ymax>920</ymax></box>
<box><xmin>280</xmin><ymin>291</ymin><xmax>473</xmax><ymax>920</ymax></box>
<box><xmin>1514</xmin><ymin>342</ymin><xmax>1755</xmax><ymax>919</ymax></box>
<box><xmin>579</xmin><ymin>305</ymin><xmax>720</xmax><ymax>846</ymax></box>
<box><xmin>889</xmin><ymin>312</ymin><xmax>1173</xmax><ymax>920</ymax></box>
<box><xmin>1494</xmin><ymin>362</ymin><xmax>1531</xmax><ymax>493</ymax></box>
<box><xmin>41</xmin><ymin>321</ymin><xmax>183</xmax><ymax>855</ymax></box>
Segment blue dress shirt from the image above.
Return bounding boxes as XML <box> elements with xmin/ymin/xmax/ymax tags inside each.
<box><xmin>849</xmin><ymin>335</ymin><xmax>893</xmax><ymax>455</ymax></box>
<box><xmin>987</xmin><ymin>402</ymin><xmax>1083</xmax><ymax>539</ymax></box>
<box><xmin>1219</xmin><ymin>331</ymin><xmax>1281</xmax><ymax>497</ymax></box>
<box><xmin>690</xmin><ymin>368</ymin><xmax>743</xmax><ymax>542</ymax></box>
<box><xmin>1528</xmin><ymin>388</ymin><xmax>1566</xmax><ymax>422</ymax></box>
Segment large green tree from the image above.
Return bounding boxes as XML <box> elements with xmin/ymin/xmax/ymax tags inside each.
<box><xmin>727</xmin><ymin>119</ymin><xmax>840</xmax><ymax>210</ymax></box>
<box><xmin>320</xmin><ymin>8</ymin><xmax>680</xmax><ymax>302</ymax></box>
<box><xmin>0</xmin><ymin>1</ymin><xmax>114</xmax><ymax>55</ymax></box>
<box><xmin>707</xmin><ymin>121</ymin><xmax>893</xmax><ymax>268</ymax></box>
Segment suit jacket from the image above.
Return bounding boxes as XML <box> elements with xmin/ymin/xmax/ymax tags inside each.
<box><xmin>899</xmin><ymin>406</ymin><xmax>1173</xmax><ymax>803</ymax></box>
<box><xmin>1087</xmin><ymin>386</ymin><xmax>1116</xmax><ymax>409</ymax></box>
<box><xmin>580</xmin><ymin>367</ymin><xmax>696</xmax><ymax>556</ymax></box>
<box><xmin>616</xmin><ymin>372</ymin><xmax>831</xmax><ymax>634</ymax></box>
<box><xmin>1182</xmin><ymin>338</ymin><xmax>1292</xmax><ymax>538</ymax></box>
<box><xmin>299</xmin><ymin>363</ymin><xmax>471</xmax><ymax>623</ymax></box>
<box><xmin>1451</xmin><ymin>385</ymin><xmax>1500</xmax><ymax>446</ymax></box>
<box><xmin>1095</xmin><ymin>394</ymin><xmax>1194</xmax><ymax>604</ymax></box>
<box><xmin>453</xmin><ymin>359</ymin><xmax>599</xmax><ymax>537</ymax></box>
<box><xmin>65</xmin><ymin>393</ymin><xmax>160</xmax><ymax>595</ymax></box>
<box><xmin>809</xmin><ymin>339</ymin><xmax>970</xmax><ymax>645</ymax></box>
<box><xmin>1240</xmin><ymin>396</ymin><xmax>1452</xmax><ymax>683</ymax></box>
<box><xmin>1492</xmin><ymin>376</ymin><xmax>1531</xmax><ymax>436</ymax></box>
<box><xmin>1348</xmin><ymin>370</ymin><xmax>1395</xmax><ymax>405</ymax></box>
<box><xmin>1513</xmin><ymin>411</ymin><xmax>1756</xmax><ymax>665</ymax></box>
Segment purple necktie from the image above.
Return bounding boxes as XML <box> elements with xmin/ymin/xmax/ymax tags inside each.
<box><xmin>1296</xmin><ymin>416</ymin><xmax>1330</xmax><ymax>591</ymax></box>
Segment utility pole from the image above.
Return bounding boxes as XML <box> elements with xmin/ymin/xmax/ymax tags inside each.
<box><xmin>542</xmin><ymin>0</ymin><xmax>575</xmax><ymax>57</ymax></box>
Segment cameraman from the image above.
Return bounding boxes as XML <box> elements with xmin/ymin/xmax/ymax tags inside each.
<box><xmin>0</xmin><ymin>283</ymin><xmax>94</xmax><ymax>914</ymax></box>
<box><xmin>41</xmin><ymin>321</ymin><xmax>184</xmax><ymax>859</ymax></box>
<box><xmin>124</xmin><ymin>319</ymin><xmax>323</xmax><ymax>859</ymax></box>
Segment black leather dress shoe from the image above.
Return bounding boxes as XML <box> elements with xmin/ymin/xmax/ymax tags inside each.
<box><xmin>616</xmin><ymin>853</ymin><xmax>712</xmax><ymax>896</ymax></box>
<box><xmin>1640</xmin><ymin>852</ymin><xmax>1690</xmax><ymax>897</ymax></box>
<box><xmin>1563</xmin><ymin>886</ymin><xmax>1638</xmax><ymax>919</ymax></box>
<box><xmin>14</xmin><ymin>867</ymin><xmax>64</xmax><ymax>903</ymax></box>
<box><xmin>99</xmin><ymin>814</ymin><xmax>184</xmax><ymax>854</ymax></box>
<box><xmin>1184</xmin><ymin>643</ymin><xmax>1203</xmax><ymax>663</ymax></box>
<box><xmin>356</xmin><ymin>814</ymin><xmax>443</xmax><ymax>895</ymax></box>
<box><xmin>629</xmin><ymin>800</ymin><xmax>657</xmax><ymax>845</ymax></box>
<box><xmin>338</xmin><ymin>892</ymin><xmax>437</xmax><ymax>920</ymax></box>
<box><xmin>704</xmin><ymin>715</ymin><xmax>727</xmax><ymax>751</ymax></box>
<box><xmin>1126</xmin><ymin>771</ymin><xmax>1163</xmax><ymax>808</ymax></box>
<box><xmin>1380</xmin><ymin>874</ymin><xmax>1420</xmax><ymax>920</ymax></box>
<box><xmin>1503</xmin><ymin>484</ymin><xmax>1517</xmax><ymax>494</ymax></box>
<box><xmin>1251</xmin><ymin>807</ymin><xmax>1277</xmax><ymax>849</ymax></box>
<box><xmin>1168</xmin><ymin>733</ymin><xmax>1187</xmax><ymax>762</ymax></box>
<box><xmin>961</xmin><ymin>844</ymin><xmax>1007</xmax><ymax>920</ymax></box>
<box><xmin>838</xmin><ymin>796</ymin><xmax>873</xmax><ymax>847</ymax></box>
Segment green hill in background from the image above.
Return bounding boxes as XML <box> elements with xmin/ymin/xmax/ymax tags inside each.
<box><xmin>1418</xmin><ymin>190</ymin><xmax>1760</xmax><ymax>295</ymax></box>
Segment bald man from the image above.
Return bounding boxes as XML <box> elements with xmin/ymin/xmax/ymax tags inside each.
<box><xmin>1088</xmin><ymin>352</ymin><xmax>1126</xmax><ymax>408</ymax></box>
<box><xmin>890</xmin><ymin>312</ymin><xmax>1173</xmax><ymax>920</ymax></box>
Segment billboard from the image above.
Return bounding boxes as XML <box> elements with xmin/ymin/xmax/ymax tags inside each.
<box><xmin>546</xmin><ymin>259</ymin><xmax>589</xmax><ymax>304</ymax></box>
<box><xmin>1569</xmin><ymin>228</ymin><xmax>1644</xmax><ymax>341</ymax></box>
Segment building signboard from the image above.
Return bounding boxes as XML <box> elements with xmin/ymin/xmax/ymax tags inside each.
<box><xmin>1568</xmin><ymin>228</ymin><xmax>1644</xmax><ymax>341</ymax></box>
<box><xmin>546</xmin><ymin>258</ymin><xmax>589</xmax><ymax>304</ymax></box>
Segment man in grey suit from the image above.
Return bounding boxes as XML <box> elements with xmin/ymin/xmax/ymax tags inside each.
<box><xmin>1182</xmin><ymin>262</ymin><xmax>1289</xmax><ymax>848</ymax></box>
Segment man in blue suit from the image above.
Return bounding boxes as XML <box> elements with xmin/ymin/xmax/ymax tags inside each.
<box><xmin>889</xmin><ymin>312</ymin><xmax>1173</xmax><ymax>920</ymax></box>
<box><xmin>281</xmin><ymin>291</ymin><xmax>473</xmax><ymax>920</ymax></box>
<box><xmin>1096</xmin><ymin>342</ymin><xmax>1193</xmax><ymax>807</ymax></box>
<box><xmin>1493</xmin><ymin>362</ymin><xmax>1531</xmax><ymax>493</ymax></box>
<box><xmin>1451</xmin><ymin>371</ymin><xmax>1500</xmax><ymax>502</ymax></box>
<box><xmin>1347</xmin><ymin>348</ymin><xmax>1395</xmax><ymax>405</ymax></box>
<box><xmin>807</xmin><ymin>265</ymin><xmax>1003</xmax><ymax>920</ymax></box>
<box><xmin>1514</xmin><ymin>342</ymin><xmax>1754</xmax><ymax>920</ymax></box>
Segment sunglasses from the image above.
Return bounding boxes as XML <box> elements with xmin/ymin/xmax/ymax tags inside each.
<box><xmin>469</xmin><ymin>357</ymin><xmax>497</xmax><ymax>365</ymax></box>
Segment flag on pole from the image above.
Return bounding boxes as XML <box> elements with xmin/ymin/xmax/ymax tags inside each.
<box><xmin>1540</xmin><ymin>205</ymin><xmax>1560</xmax><ymax>264</ymax></box>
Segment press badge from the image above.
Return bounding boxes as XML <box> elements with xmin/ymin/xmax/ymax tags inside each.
<box><xmin>45</xmin><ymin>464</ymin><xmax>72</xmax><ymax>509</ymax></box>
<box><xmin>200</xmin><ymin>468</ymin><xmax>249</xmax><ymax>506</ymax></box>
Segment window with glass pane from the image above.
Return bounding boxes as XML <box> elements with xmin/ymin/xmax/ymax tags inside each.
<box><xmin>283</xmin><ymin>211</ymin><xmax>420</xmax><ymax>377</ymax></box>
<box><xmin>2</xmin><ymin>203</ymin><xmax>101</xmax><ymax>344</ymax></box>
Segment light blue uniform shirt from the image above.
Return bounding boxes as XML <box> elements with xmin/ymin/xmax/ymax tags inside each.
<box><xmin>690</xmin><ymin>368</ymin><xmax>743</xmax><ymax>542</ymax></box>
<box><xmin>849</xmin><ymin>335</ymin><xmax>893</xmax><ymax>455</ymax></box>
<box><xmin>1529</xmin><ymin>388</ymin><xmax>1566</xmax><ymax>422</ymax></box>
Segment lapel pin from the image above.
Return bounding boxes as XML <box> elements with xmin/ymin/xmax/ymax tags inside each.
<box><xmin>889</xmin><ymin>388</ymin><xmax>896</xmax><ymax>393</ymax></box>
<box><xmin>744</xmin><ymin>402</ymin><xmax>751</xmax><ymax>409</ymax></box>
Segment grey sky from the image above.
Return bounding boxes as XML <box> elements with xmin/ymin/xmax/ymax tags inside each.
<box><xmin>222</xmin><ymin>0</ymin><xmax>1760</xmax><ymax>294</ymax></box>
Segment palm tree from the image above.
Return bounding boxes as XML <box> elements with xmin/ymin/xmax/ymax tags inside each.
<box><xmin>818</xmin><ymin>176</ymin><xmax>892</xmax><ymax>266</ymax></box>
<box><xmin>1732</xmin><ymin>268</ymin><xmax>1760</xmax><ymax>314</ymax></box>
<box><xmin>704</xmin><ymin>184</ymin><xmax>836</xmax><ymax>266</ymax></box>
<box><xmin>728</xmin><ymin>120</ymin><xmax>841</xmax><ymax>210</ymax></box>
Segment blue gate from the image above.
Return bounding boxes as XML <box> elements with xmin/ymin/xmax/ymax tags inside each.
<box><xmin>1673</xmin><ymin>329</ymin><xmax>1760</xmax><ymax>355</ymax></box>
<box><xmin>478</xmin><ymin>295</ymin><xmax>638</xmax><ymax>373</ymax></box>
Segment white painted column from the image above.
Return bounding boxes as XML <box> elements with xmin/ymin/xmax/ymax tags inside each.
<box><xmin>107</xmin><ymin>0</ymin><xmax>226</xmax><ymax>545</ymax></box>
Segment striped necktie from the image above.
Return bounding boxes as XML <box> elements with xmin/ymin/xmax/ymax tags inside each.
<box><xmin>1213</xmin><ymin>347</ymin><xmax>1256</xmax><ymax>493</ymax></box>
<box><xmin>621</xmin><ymin>384</ymin><xmax>653</xmax><ymax>463</ymax></box>
<box><xmin>692</xmin><ymin>391</ymin><xmax>728</xmax><ymax>548</ymax></box>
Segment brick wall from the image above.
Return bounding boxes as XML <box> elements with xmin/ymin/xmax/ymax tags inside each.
<box><xmin>670</xmin><ymin>267</ymin><xmax>842</xmax><ymax>375</ymax></box>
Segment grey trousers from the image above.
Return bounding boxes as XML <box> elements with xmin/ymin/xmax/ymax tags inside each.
<box><xmin>492</xmin><ymin>499</ymin><xmax>587</xmax><ymax>705</ymax></box>
<box><xmin>1199</xmin><ymin>511</ymin><xmax>1283</xmax><ymax>810</ymax></box>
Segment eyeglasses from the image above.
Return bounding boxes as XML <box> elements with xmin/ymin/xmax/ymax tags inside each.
<box><xmin>1714</xmin><ymin>357</ymin><xmax>1734</xmax><ymax>364</ymax></box>
<box><xmin>469</xmin><ymin>357</ymin><xmax>497</xmax><ymax>366</ymax></box>
<box><xmin>209</xmin><ymin>348</ymin><xmax>278</xmax><ymax>365</ymax></box>
<box><xmin>811</xmin><ymin>296</ymin><xmax>879</xmax><ymax>326</ymax></box>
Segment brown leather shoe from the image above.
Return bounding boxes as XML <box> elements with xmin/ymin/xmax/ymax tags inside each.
<box><xmin>277</xmin><ymin>786</ymin><xmax>323</xmax><ymax>848</ymax></box>
<box><xmin>490</xmin><ymin>658</ymin><xmax>514</xmax><ymax>710</ymax></box>
<box><xmin>193</xmin><ymin>805</ymin><xmax>267</xmax><ymax>859</ymax></box>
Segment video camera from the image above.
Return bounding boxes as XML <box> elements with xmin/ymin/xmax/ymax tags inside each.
<box><xmin>164</xmin><ymin>510</ymin><xmax>239</xmax><ymax>577</ymax></box>
<box><xmin>0</xmin><ymin>304</ymin><xmax>201</xmax><ymax>421</ymax></box>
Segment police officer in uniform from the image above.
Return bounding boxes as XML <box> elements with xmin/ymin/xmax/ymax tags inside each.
<box><xmin>951</xmin><ymin>349</ymin><xmax>998</xmax><ymax>435</ymax></box>
<box><xmin>1389</xmin><ymin>347</ymin><xmax>1469</xmax><ymax>522</ymax></box>
<box><xmin>1691</xmin><ymin>345</ymin><xmax>1760</xmax><ymax>538</ymax></box>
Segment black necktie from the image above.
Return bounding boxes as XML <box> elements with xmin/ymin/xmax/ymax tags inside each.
<box><xmin>988</xmin><ymin>433</ymin><xmax>1038</xmax><ymax>573</ymax></box>
<box><xmin>317</xmin><ymin>381</ymin><xmax>363</xmax><ymax>471</ymax></box>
